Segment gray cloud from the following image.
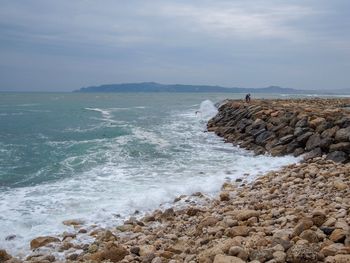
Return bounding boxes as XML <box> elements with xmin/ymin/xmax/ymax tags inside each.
<box><xmin>0</xmin><ymin>0</ymin><xmax>349</xmax><ymax>91</ymax></box>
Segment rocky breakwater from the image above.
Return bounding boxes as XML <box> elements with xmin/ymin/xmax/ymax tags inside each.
<box><xmin>208</xmin><ymin>98</ymin><xmax>350</xmax><ymax>163</ymax></box>
<box><xmin>2</xmin><ymin>158</ymin><xmax>349</xmax><ymax>262</ymax></box>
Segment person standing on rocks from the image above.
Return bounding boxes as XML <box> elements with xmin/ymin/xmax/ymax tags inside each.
<box><xmin>245</xmin><ymin>94</ymin><xmax>251</xmax><ymax>103</ymax></box>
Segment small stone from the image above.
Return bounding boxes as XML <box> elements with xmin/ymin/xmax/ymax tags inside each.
<box><xmin>130</xmin><ymin>246</ymin><xmax>140</xmax><ymax>255</ymax></box>
<box><xmin>300</xmin><ymin>230</ymin><xmax>319</xmax><ymax>243</ymax></box>
<box><xmin>249</xmin><ymin>249</ymin><xmax>274</xmax><ymax>262</ymax></box>
<box><xmin>62</xmin><ymin>219</ymin><xmax>84</xmax><ymax>226</ymax></box>
<box><xmin>187</xmin><ymin>207</ymin><xmax>201</xmax><ymax>216</ymax></box>
<box><xmin>228</xmin><ymin>246</ymin><xmax>248</xmax><ymax>260</ymax></box>
<box><xmin>320</xmin><ymin>227</ymin><xmax>335</xmax><ymax>235</ymax></box>
<box><xmin>312</xmin><ymin>210</ymin><xmax>327</xmax><ymax>227</ymax></box>
<box><xmin>235</xmin><ymin>209</ymin><xmax>260</xmax><ymax>221</ymax></box>
<box><xmin>213</xmin><ymin>254</ymin><xmax>245</xmax><ymax>263</ymax></box>
<box><xmin>325</xmin><ymin>254</ymin><xmax>350</xmax><ymax>263</ymax></box>
<box><xmin>220</xmin><ymin>192</ymin><xmax>230</xmax><ymax>201</ymax></box>
<box><xmin>292</xmin><ymin>218</ymin><xmax>314</xmax><ymax>237</ymax></box>
<box><xmin>286</xmin><ymin>244</ymin><xmax>319</xmax><ymax>263</ymax></box>
<box><xmin>273</xmin><ymin>251</ymin><xmax>286</xmax><ymax>263</ymax></box>
<box><xmin>321</xmin><ymin>243</ymin><xmax>350</xmax><ymax>257</ymax></box>
<box><xmin>333</xmin><ymin>180</ymin><xmax>347</xmax><ymax>190</ymax></box>
<box><xmin>226</xmin><ymin>226</ymin><xmax>251</xmax><ymax>237</ymax></box>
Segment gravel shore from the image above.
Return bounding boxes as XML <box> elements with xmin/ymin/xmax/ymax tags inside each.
<box><xmin>1</xmin><ymin>99</ymin><xmax>349</xmax><ymax>263</ymax></box>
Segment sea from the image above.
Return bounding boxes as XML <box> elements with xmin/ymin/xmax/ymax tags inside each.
<box><xmin>0</xmin><ymin>92</ymin><xmax>300</xmax><ymax>256</ymax></box>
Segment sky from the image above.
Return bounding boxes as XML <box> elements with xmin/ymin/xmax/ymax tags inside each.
<box><xmin>0</xmin><ymin>0</ymin><xmax>349</xmax><ymax>92</ymax></box>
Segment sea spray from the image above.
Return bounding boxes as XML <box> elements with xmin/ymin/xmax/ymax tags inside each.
<box><xmin>197</xmin><ymin>100</ymin><xmax>218</xmax><ymax>120</ymax></box>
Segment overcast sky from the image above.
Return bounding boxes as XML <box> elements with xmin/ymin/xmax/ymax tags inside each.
<box><xmin>0</xmin><ymin>0</ymin><xmax>349</xmax><ymax>91</ymax></box>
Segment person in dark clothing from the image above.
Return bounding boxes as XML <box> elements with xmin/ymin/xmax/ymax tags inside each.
<box><xmin>245</xmin><ymin>93</ymin><xmax>251</xmax><ymax>103</ymax></box>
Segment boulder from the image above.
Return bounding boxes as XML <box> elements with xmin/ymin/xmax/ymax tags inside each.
<box><xmin>320</xmin><ymin>137</ymin><xmax>334</xmax><ymax>150</ymax></box>
<box><xmin>305</xmin><ymin>134</ymin><xmax>322</xmax><ymax>151</ymax></box>
<box><xmin>329</xmin><ymin>142</ymin><xmax>350</xmax><ymax>153</ymax></box>
<box><xmin>278</xmin><ymin>134</ymin><xmax>295</xmax><ymax>145</ymax></box>
<box><xmin>270</xmin><ymin>145</ymin><xmax>287</xmax><ymax>156</ymax></box>
<box><xmin>295</xmin><ymin>118</ymin><xmax>308</xmax><ymax>128</ymax></box>
<box><xmin>296</xmin><ymin>132</ymin><xmax>314</xmax><ymax>144</ymax></box>
<box><xmin>321</xmin><ymin>126</ymin><xmax>339</xmax><ymax>138</ymax></box>
<box><xmin>309</xmin><ymin>117</ymin><xmax>326</xmax><ymax>129</ymax></box>
<box><xmin>326</xmin><ymin>151</ymin><xmax>348</xmax><ymax>163</ymax></box>
<box><xmin>335</xmin><ymin>127</ymin><xmax>350</xmax><ymax>142</ymax></box>
<box><xmin>294</xmin><ymin>127</ymin><xmax>310</xmax><ymax>137</ymax></box>
<box><xmin>255</xmin><ymin>131</ymin><xmax>275</xmax><ymax>146</ymax></box>
<box><xmin>303</xmin><ymin>148</ymin><xmax>322</xmax><ymax>160</ymax></box>
<box><xmin>30</xmin><ymin>236</ymin><xmax>60</xmax><ymax>249</ymax></box>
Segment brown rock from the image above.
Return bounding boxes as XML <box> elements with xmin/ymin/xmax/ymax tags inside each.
<box><xmin>228</xmin><ymin>246</ymin><xmax>248</xmax><ymax>261</ymax></box>
<box><xmin>213</xmin><ymin>254</ymin><xmax>245</xmax><ymax>263</ymax></box>
<box><xmin>292</xmin><ymin>218</ymin><xmax>314</xmax><ymax>237</ymax></box>
<box><xmin>226</xmin><ymin>226</ymin><xmax>251</xmax><ymax>237</ymax></box>
<box><xmin>300</xmin><ymin>230</ymin><xmax>319</xmax><ymax>243</ymax></box>
<box><xmin>329</xmin><ymin>229</ymin><xmax>346</xmax><ymax>243</ymax></box>
<box><xmin>220</xmin><ymin>192</ymin><xmax>230</xmax><ymax>201</ymax></box>
<box><xmin>90</xmin><ymin>242</ymin><xmax>128</xmax><ymax>262</ymax></box>
<box><xmin>312</xmin><ymin>210</ymin><xmax>327</xmax><ymax>227</ymax></box>
<box><xmin>249</xmin><ymin>249</ymin><xmax>274</xmax><ymax>262</ymax></box>
<box><xmin>321</xmin><ymin>126</ymin><xmax>339</xmax><ymax>138</ymax></box>
<box><xmin>0</xmin><ymin>249</ymin><xmax>11</xmax><ymax>262</ymax></box>
<box><xmin>325</xmin><ymin>254</ymin><xmax>350</xmax><ymax>263</ymax></box>
<box><xmin>30</xmin><ymin>236</ymin><xmax>60</xmax><ymax>249</ymax></box>
<box><xmin>187</xmin><ymin>207</ymin><xmax>201</xmax><ymax>216</ymax></box>
<box><xmin>321</xmin><ymin>243</ymin><xmax>350</xmax><ymax>257</ymax></box>
<box><xmin>235</xmin><ymin>210</ymin><xmax>260</xmax><ymax>221</ymax></box>
<box><xmin>198</xmin><ymin>216</ymin><xmax>219</xmax><ymax>230</ymax></box>
<box><xmin>333</xmin><ymin>180</ymin><xmax>347</xmax><ymax>190</ymax></box>
<box><xmin>309</xmin><ymin>117</ymin><xmax>326</xmax><ymax>129</ymax></box>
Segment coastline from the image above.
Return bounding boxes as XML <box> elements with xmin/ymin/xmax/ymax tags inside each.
<box><xmin>1</xmin><ymin>98</ymin><xmax>350</xmax><ymax>263</ymax></box>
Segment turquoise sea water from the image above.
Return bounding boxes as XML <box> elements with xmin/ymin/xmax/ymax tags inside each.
<box><xmin>0</xmin><ymin>92</ymin><xmax>298</xmax><ymax>256</ymax></box>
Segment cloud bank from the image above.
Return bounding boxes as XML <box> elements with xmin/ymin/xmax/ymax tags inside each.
<box><xmin>0</xmin><ymin>0</ymin><xmax>349</xmax><ymax>91</ymax></box>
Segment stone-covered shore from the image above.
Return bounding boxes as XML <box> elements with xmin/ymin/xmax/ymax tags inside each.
<box><xmin>1</xmin><ymin>99</ymin><xmax>350</xmax><ymax>263</ymax></box>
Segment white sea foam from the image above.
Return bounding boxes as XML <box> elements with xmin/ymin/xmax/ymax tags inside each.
<box><xmin>0</xmin><ymin>100</ymin><xmax>300</xmax><ymax>257</ymax></box>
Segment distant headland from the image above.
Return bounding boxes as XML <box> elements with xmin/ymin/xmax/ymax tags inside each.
<box><xmin>74</xmin><ymin>82</ymin><xmax>310</xmax><ymax>94</ymax></box>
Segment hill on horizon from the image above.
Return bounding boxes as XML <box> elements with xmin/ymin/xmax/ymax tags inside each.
<box><xmin>74</xmin><ymin>82</ymin><xmax>306</xmax><ymax>94</ymax></box>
